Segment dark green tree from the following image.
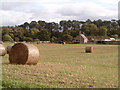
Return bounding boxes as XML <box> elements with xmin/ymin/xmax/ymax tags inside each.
<box><xmin>37</xmin><ymin>29</ymin><xmax>50</xmax><ymax>41</ymax></box>
<box><xmin>3</xmin><ymin>34</ymin><xmax>14</xmax><ymax>41</ymax></box>
<box><xmin>99</xmin><ymin>26</ymin><xmax>108</xmax><ymax>36</ymax></box>
<box><xmin>62</xmin><ymin>34</ymin><xmax>73</xmax><ymax>42</ymax></box>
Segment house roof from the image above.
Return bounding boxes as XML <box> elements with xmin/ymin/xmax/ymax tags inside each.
<box><xmin>80</xmin><ymin>34</ymin><xmax>87</xmax><ymax>39</ymax></box>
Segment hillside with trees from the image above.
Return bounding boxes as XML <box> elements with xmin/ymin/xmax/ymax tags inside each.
<box><xmin>1</xmin><ymin>19</ymin><xmax>120</xmax><ymax>43</ymax></box>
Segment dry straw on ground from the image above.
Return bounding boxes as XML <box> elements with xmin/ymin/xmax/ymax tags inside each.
<box><xmin>9</xmin><ymin>42</ymin><xmax>40</xmax><ymax>65</ymax></box>
<box><xmin>85</xmin><ymin>46</ymin><xmax>94</xmax><ymax>53</ymax></box>
<box><xmin>0</xmin><ymin>44</ymin><xmax>6</xmax><ymax>56</ymax></box>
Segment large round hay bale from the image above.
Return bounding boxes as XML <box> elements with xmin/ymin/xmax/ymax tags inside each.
<box><xmin>85</xmin><ymin>46</ymin><xmax>94</xmax><ymax>53</ymax></box>
<box><xmin>0</xmin><ymin>44</ymin><xmax>6</xmax><ymax>56</ymax></box>
<box><xmin>9</xmin><ymin>43</ymin><xmax>40</xmax><ymax>65</ymax></box>
<box><xmin>7</xmin><ymin>45</ymin><xmax>13</xmax><ymax>54</ymax></box>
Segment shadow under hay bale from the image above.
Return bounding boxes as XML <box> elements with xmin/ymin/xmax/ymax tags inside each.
<box><xmin>7</xmin><ymin>45</ymin><xmax>13</xmax><ymax>54</ymax></box>
<box><xmin>85</xmin><ymin>46</ymin><xmax>94</xmax><ymax>53</ymax></box>
<box><xmin>9</xmin><ymin>43</ymin><xmax>40</xmax><ymax>65</ymax></box>
<box><xmin>0</xmin><ymin>44</ymin><xmax>6</xmax><ymax>56</ymax></box>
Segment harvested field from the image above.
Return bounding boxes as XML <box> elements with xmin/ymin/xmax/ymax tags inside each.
<box><xmin>2</xmin><ymin>42</ymin><xmax>118</xmax><ymax>88</ymax></box>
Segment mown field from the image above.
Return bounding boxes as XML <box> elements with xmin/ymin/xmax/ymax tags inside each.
<box><xmin>1</xmin><ymin>42</ymin><xmax>118</xmax><ymax>88</ymax></box>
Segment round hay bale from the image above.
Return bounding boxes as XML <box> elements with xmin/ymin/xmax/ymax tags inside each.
<box><xmin>0</xmin><ymin>44</ymin><xmax>6</xmax><ymax>56</ymax></box>
<box><xmin>9</xmin><ymin>43</ymin><xmax>40</xmax><ymax>65</ymax></box>
<box><xmin>7</xmin><ymin>45</ymin><xmax>13</xmax><ymax>54</ymax></box>
<box><xmin>62</xmin><ymin>42</ymin><xmax>66</xmax><ymax>45</ymax></box>
<box><xmin>37</xmin><ymin>41</ymin><xmax>40</xmax><ymax>44</ymax></box>
<box><xmin>85</xmin><ymin>46</ymin><xmax>94</xmax><ymax>53</ymax></box>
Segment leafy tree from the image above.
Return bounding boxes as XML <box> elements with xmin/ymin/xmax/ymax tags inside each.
<box><xmin>72</xmin><ymin>20</ymin><xmax>80</xmax><ymax>30</ymax></box>
<box><xmin>117</xmin><ymin>19</ymin><xmax>120</xmax><ymax>26</ymax></box>
<box><xmin>34</xmin><ymin>39</ymin><xmax>39</xmax><ymax>42</ymax></box>
<box><xmin>93</xmin><ymin>19</ymin><xmax>103</xmax><ymax>28</ymax></box>
<box><xmin>24</xmin><ymin>37</ymin><xmax>33</xmax><ymax>42</ymax></box>
<box><xmin>86</xmin><ymin>19</ymin><xmax>92</xmax><ymax>25</ymax></box>
<box><xmin>60</xmin><ymin>20</ymin><xmax>68</xmax><ymax>30</ymax></box>
<box><xmin>17</xmin><ymin>30</ymin><xmax>24</xmax><ymax>41</ymax></box>
<box><xmin>51</xmin><ymin>31</ymin><xmax>62</xmax><ymax>41</ymax></box>
<box><xmin>3</xmin><ymin>34</ymin><xmax>14</xmax><ymax>41</ymax></box>
<box><xmin>38</xmin><ymin>20</ymin><xmax>46</xmax><ymax>27</ymax></box>
<box><xmin>51</xmin><ymin>36</ymin><xmax>57</xmax><ymax>42</ymax></box>
<box><xmin>37</xmin><ymin>29</ymin><xmax>50</xmax><ymax>41</ymax></box>
<box><xmin>29</xmin><ymin>21</ymin><xmax>37</xmax><ymax>29</ymax></box>
<box><xmin>63</xmin><ymin>30</ymin><xmax>71</xmax><ymax>35</ymax></box>
<box><xmin>70</xmin><ymin>29</ymin><xmax>80</xmax><ymax>37</ymax></box>
<box><xmin>99</xmin><ymin>26</ymin><xmax>108</xmax><ymax>36</ymax></box>
<box><xmin>9</xmin><ymin>33</ymin><xmax>14</xmax><ymax>39</ymax></box>
<box><xmin>117</xmin><ymin>28</ymin><xmax>120</xmax><ymax>36</ymax></box>
<box><xmin>14</xmin><ymin>37</ymin><xmax>19</xmax><ymax>42</ymax></box>
<box><xmin>29</xmin><ymin>29</ymin><xmax>39</xmax><ymax>39</ymax></box>
<box><xmin>88</xmin><ymin>24</ymin><xmax>98</xmax><ymax>36</ymax></box>
<box><xmin>62</xmin><ymin>34</ymin><xmax>73</xmax><ymax>42</ymax></box>
<box><xmin>23</xmin><ymin>22</ymin><xmax>29</xmax><ymax>30</ymax></box>
<box><xmin>1</xmin><ymin>19</ymin><xmax>120</xmax><ymax>43</ymax></box>
<box><xmin>81</xmin><ymin>24</ymin><xmax>98</xmax><ymax>36</ymax></box>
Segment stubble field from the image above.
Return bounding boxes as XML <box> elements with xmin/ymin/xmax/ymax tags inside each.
<box><xmin>2</xmin><ymin>42</ymin><xmax>118</xmax><ymax>88</ymax></box>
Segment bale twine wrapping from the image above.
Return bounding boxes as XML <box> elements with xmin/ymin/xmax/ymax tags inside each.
<box><xmin>7</xmin><ymin>45</ymin><xmax>13</xmax><ymax>54</ymax></box>
<box><xmin>9</xmin><ymin>43</ymin><xmax>40</xmax><ymax>65</ymax></box>
<box><xmin>85</xmin><ymin>46</ymin><xmax>94</xmax><ymax>53</ymax></box>
<box><xmin>0</xmin><ymin>44</ymin><xmax>6</xmax><ymax>56</ymax></box>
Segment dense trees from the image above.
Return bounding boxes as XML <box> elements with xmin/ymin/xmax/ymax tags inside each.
<box><xmin>99</xmin><ymin>26</ymin><xmax>107</xmax><ymax>36</ymax></box>
<box><xmin>62</xmin><ymin>34</ymin><xmax>73</xmax><ymax>42</ymax></box>
<box><xmin>3</xmin><ymin>34</ymin><xmax>13</xmax><ymax>41</ymax></box>
<box><xmin>1</xmin><ymin>19</ymin><xmax>120</xmax><ymax>42</ymax></box>
<box><xmin>37</xmin><ymin>29</ymin><xmax>50</xmax><ymax>41</ymax></box>
<box><xmin>81</xmin><ymin>24</ymin><xmax>98</xmax><ymax>36</ymax></box>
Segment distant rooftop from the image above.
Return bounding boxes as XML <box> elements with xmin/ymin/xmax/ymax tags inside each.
<box><xmin>80</xmin><ymin>34</ymin><xmax>87</xmax><ymax>39</ymax></box>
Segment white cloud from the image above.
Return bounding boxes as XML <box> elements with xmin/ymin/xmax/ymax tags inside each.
<box><xmin>0</xmin><ymin>0</ymin><xmax>118</xmax><ymax>26</ymax></box>
<box><xmin>98</xmin><ymin>0</ymin><xmax>119</xmax><ymax>4</ymax></box>
<box><xmin>0</xmin><ymin>10</ymin><xmax>32</xmax><ymax>26</ymax></box>
<box><xmin>1</xmin><ymin>0</ymin><xmax>70</xmax><ymax>3</ymax></box>
<box><xmin>56</xmin><ymin>2</ymin><xmax>117</xmax><ymax>20</ymax></box>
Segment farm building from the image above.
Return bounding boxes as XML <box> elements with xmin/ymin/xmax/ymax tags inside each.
<box><xmin>92</xmin><ymin>38</ymin><xmax>120</xmax><ymax>45</ymax></box>
<box><xmin>75</xmin><ymin>32</ymin><xmax>88</xmax><ymax>43</ymax></box>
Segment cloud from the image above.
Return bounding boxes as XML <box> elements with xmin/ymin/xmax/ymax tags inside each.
<box><xmin>1</xmin><ymin>0</ymin><xmax>70</xmax><ymax>2</ymax></box>
<box><xmin>56</xmin><ymin>2</ymin><xmax>118</xmax><ymax>20</ymax></box>
<box><xmin>0</xmin><ymin>10</ymin><xmax>32</xmax><ymax>26</ymax></box>
<box><xmin>119</xmin><ymin>1</ymin><xmax>120</xmax><ymax>19</ymax></box>
<box><xmin>1</xmin><ymin>2</ymin><xmax>34</xmax><ymax>11</ymax></box>
<box><xmin>97</xmin><ymin>0</ymin><xmax>119</xmax><ymax>5</ymax></box>
<box><xmin>0</xmin><ymin>0</ymin><xmax>118</xmax><ymax>26</ymax></box>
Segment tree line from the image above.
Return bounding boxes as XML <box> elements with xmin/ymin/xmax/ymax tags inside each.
<box><xmin>1</xmin><ymin>19</ymin><xmax>120</xmax><ymax>43</ymax></box>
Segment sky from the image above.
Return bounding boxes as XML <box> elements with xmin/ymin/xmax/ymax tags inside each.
<box><xmin>0</xmin><ymin>0</ymin><xmax>119</xmax><ymax>26</ymax></box>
